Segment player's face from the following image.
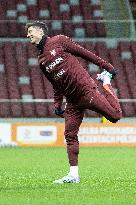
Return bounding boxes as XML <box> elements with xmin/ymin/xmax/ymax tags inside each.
<box><xmin>27</xmin><ymin>26</ymin><xmax>44</xmax><ymax>45</ymax></box>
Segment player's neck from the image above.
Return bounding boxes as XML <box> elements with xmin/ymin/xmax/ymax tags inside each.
<box><xmin>36</xmin><ymin>35</ymin><xmax>48</xmax><ymax>51</ymax></box>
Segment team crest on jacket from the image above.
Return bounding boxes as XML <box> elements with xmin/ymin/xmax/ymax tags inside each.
<box><xmin>50</xmin><ymin>49</ymin><xmax>56</xmax><ymax>56</ymax></box>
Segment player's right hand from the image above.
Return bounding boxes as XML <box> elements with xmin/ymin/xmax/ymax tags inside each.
<box><xmin>55</xmin><ymin>107</ymin><xmax>65</xmax><ymax>118</ymax></box>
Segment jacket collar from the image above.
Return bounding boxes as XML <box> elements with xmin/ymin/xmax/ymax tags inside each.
<box><xmin>36</xmin><ymin>35</ymin><xmax>48</xmax><ymax>52</ymax></box>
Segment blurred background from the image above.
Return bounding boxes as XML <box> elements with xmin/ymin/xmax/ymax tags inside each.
<box><xmin>0</xmin><ymin>0</ymin><xmax>136</xmax><ymax>147</ymax></box>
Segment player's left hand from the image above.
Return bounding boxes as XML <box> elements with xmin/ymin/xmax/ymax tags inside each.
<box><xmin>55</xmin><ymin>107</ymin><xmax>65</xmax><ymax>118</ymax></box>
<box><xmin>110</xmin><ymin>69</ymin><xmax>117</xmax><ymax>79</ymax></box>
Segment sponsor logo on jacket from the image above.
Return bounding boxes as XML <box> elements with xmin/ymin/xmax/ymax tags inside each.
<box><xmin>46</xmin><ymin>57</ymin><xmax>63</xmax><ymax>72</ymax></box>
<box><xmin>54</xmin><ymin>69</ymin><xmax>65</xmax><ymax>80</ymax></box>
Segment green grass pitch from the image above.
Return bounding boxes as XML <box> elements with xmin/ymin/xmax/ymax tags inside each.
<box><xmin>0</xmin><ymin>147</ymin><xmax>136</xmax><ymax>205</ymax></box>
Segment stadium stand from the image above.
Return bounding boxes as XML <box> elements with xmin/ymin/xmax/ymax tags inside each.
<box><xmin>0</xmin><ymin>0</ymin><xmax>135</xmax><ymax>118</ymax></box>
<box><xmin>0</xmin><ymin>0</ymin><xmax>106</xmax><ymax>38</ymax></box>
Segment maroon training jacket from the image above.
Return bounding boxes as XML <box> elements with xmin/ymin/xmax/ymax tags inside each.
<box><xmin>38</xmin><ymin>35</ymin><xmax>114</xmax><ymax>108</ymax></box>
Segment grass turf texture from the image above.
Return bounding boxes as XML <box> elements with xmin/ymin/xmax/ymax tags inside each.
<box><xmin>0</xmin><ymin>147</ymin><xmax>136</xmax><ymax>205</ymax></box>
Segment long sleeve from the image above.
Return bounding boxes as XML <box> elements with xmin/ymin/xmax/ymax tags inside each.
<box><xmin>60</xmin><ymin>35</ymin><xmax>114</xmax><ymax>73</ymax></box>
<box><xmin>40</xmin><ymin>71</ymin><xmax>64</xmax><ymax>108</ymax></box>
<box><xmin>53</xmin><ymin>86</ymin><xmax>63</xmax><ymax>108</ymax></box>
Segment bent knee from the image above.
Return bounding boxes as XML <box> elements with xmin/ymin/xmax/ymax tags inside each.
<box><xmin>110</xmin><ymin>110</ymin><xmax>122</xmax><ymax>123</ymax></box>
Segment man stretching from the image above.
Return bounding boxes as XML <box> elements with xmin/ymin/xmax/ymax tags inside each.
<box><xmin>26</xmin><ymin>21</ymin><xmax>122</xmax><ymax>184</ymax></box>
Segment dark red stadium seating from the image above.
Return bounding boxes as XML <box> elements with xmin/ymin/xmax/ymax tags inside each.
<box><xmin>0</xmin><ymin>45</ymin><xmax>11</xmax><ymax>116</ymax></box>
<box><xmin>0</xmin><ymin>0</ymin><xmax>106</xmax><ymax>38</ymax></box>
<box><xmin>95</xmin><ymin>42</ymin><xmax>109</xmax><ymax>61</ymax></box>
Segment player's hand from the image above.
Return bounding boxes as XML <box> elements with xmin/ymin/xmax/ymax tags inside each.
<box><xmin>55</xmin><ymin>107</ymin><xmax>65</xmax><ymax>118</ymax></box>
<box><xmin>110</xmin><ymin>69</ymin><xmax>117</xmax><ymax>79</ymax></box>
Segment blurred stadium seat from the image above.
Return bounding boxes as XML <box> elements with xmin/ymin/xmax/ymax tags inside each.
<box><xmin>0</xmin><ymin>0</ymin><xmax>106</xmax><ymax>38</ymax></box>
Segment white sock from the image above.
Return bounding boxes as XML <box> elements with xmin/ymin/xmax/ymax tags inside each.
<box><xmin>103</xmin><ymin>75</ymin><xmax>111</xmax><ymax>86</ymax></box>
<box><xmin>69</xmin><ymin>166</ymin><xmax>79</xmax><ymax>178</ymax></box>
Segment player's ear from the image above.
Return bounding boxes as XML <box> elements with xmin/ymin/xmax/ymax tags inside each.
<box><xmin>39</xmin><ymin>28</ymin><xmax>44</xmax><ymax>36</ymax></box>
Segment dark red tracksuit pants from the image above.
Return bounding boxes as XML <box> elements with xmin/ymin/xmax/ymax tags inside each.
<box><xmin>64</xmin><ymin>86</ymin><xmax>122</xmax><ymax>166</ymax></box>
